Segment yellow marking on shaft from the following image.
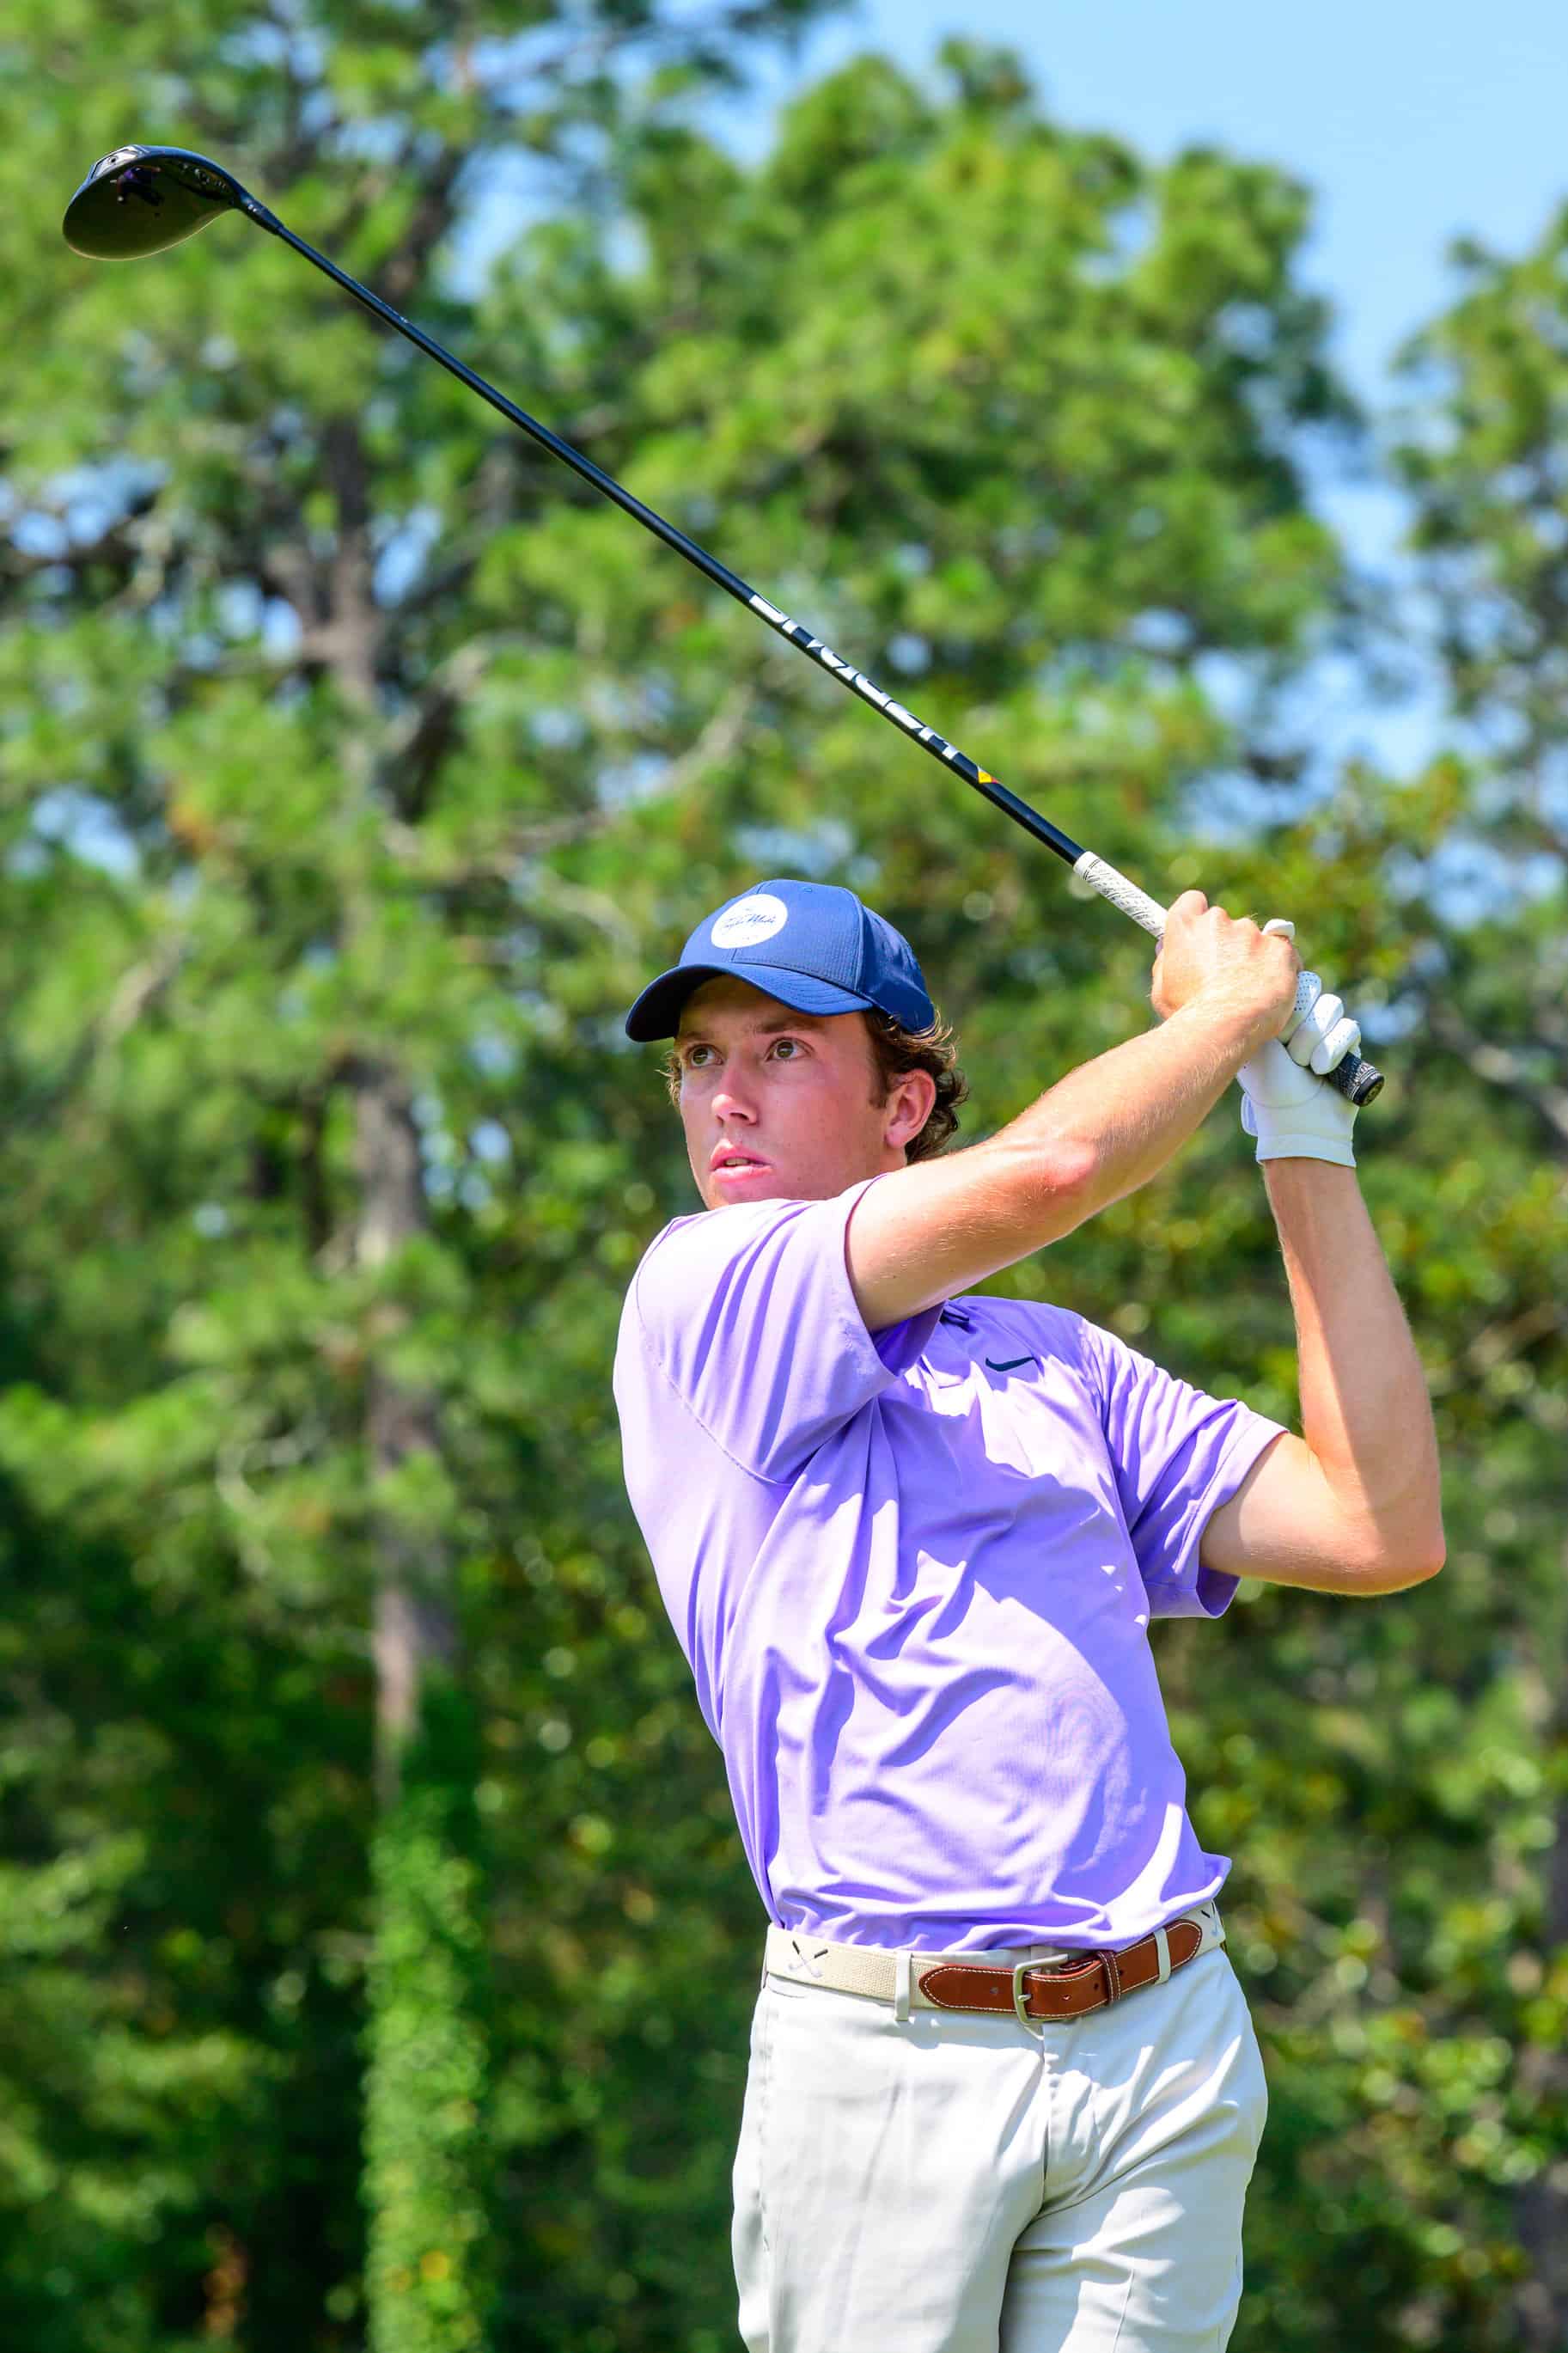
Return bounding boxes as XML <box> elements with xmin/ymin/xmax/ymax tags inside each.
<box><xmin>975</xmin><ymin>768</ymin><xmax>994</xmax><ymax>784</ymax></box>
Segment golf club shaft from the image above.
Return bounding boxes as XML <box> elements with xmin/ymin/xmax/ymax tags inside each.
<box><xmin>249</xmin><ymin>198</ymin><xmax>1381</xmax><ymax>1107</ymax></box>
<box><xmin>256</xmin><ymin>209</ymin><xmax>1082</xmax><ymax>859</ymax></box>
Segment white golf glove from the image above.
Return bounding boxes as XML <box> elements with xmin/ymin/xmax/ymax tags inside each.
<box><xmin>1237</xmin><ymin>921</ymin><xmax>1363</xmax><ymax>1168</ymax></box>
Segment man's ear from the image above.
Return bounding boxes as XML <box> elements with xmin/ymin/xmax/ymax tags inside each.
<box><xmin>884</xmin><ymin>1069</ymin><xmax>937</xmax><ymax>1152</ymax></box>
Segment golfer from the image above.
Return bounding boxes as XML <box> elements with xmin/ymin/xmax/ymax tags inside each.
<box><xmin>613</xmin><ymin>877</ymin><xmax>1443</xmax><ymax>2352</ymax></box>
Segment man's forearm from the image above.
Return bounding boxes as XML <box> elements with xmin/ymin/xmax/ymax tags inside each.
<box><xmin>997</xmin><ymin>999</ymin><xmax>1263</xmax><ymax>1223</ymax></box>
<box><xmin>846</xmin><ymin>901</ymin><xmax>1299</xmax><ymax>1330</ymax></box>
<box><xmin>1264</xmin><ymin>1159</ymin><xmax>1444</xmax><ymax>1568</ymax></box>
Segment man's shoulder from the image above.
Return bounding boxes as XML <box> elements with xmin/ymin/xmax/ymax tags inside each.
<box><xmin>627</xmin><ymin>1184</ymin><xmax>877</xmax><ymax>1293</ymax></box>
<box><xmin>619</xmin><ymin>1188</ymin><xmax>869</xmax><ymax>1357</ymax></box>
<box><xmin>628</xmin><ymin>1195</ymin><xmax>815</xmax><ymax>1294</ymax></box>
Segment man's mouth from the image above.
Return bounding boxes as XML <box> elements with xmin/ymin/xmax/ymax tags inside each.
<box><xmin>710</xmin><ymin>1146</ymin><xmax>768</xmax><ymax>1176</ymax></box>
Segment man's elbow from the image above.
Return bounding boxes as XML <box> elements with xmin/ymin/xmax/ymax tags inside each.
<box><xmin>1034</xmin><ymin>1135</ymin><xmax>1108</xmax><ymax>1233</ymax></box>
<box><xmin>1361</xmin><ymin>1526</ymin><xmax>1446</xmax><ymax>1594</ymax></box>
<box><xmin>982</xmin><ymin>1133</ymin><xmax>1104</xmax><ymax>1242</ymax></box>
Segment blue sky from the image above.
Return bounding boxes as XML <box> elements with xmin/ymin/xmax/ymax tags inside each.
<box><xmin>727</xmin><ymin>0</ymin><xmax>1567</xmax><ymax>769</ymax></box>
<box><xmin>743</xmin><ymin>0</ymin><xmax>1567</xmax><ymax>401</ymax></box>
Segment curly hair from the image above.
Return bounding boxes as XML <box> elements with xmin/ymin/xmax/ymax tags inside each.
<box><xmin>864</xmin><ymin>1009</ymin><xmax>967</xmax><ymax>1162</ymax></box>
<box><xmin>662</xmin><ymin>1007</ymin><xmax>967</xmax><ymax>1162</ymax></box>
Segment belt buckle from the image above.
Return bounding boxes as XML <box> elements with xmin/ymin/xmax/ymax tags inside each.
<box><xmin>1011</xmin><ymin>1959</ymin><xmax>1045</xmax><ymax>2038</ymax></box>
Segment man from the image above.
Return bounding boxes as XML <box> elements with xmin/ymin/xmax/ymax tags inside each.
<box><xmin>613</xmin><ymin>876</ymin><xmax>1443</xmax><ymax>2353</ymax></box>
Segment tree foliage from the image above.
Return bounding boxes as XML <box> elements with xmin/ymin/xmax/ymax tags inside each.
<box><xmin>0</xmin><ymin>6</ymin><xmax>1563</xmax><ymax>2349</ymax></box>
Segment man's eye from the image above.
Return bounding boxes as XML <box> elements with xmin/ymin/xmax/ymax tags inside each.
<box><xmin>684</xmin><ymin>1046</ymin><xmax>713</xmax><ymax>1068</ymax></box>
<box><xmin>770</xmin><ymin>1038</ymin><xmax>800</xmax><ymax>1060</ymax></box>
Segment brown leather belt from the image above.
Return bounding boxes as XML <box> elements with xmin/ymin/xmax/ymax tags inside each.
<box><xmin>920</xmin><ymin>1914</ymin><xmax>1206</xmax><ymax>2024</ymax></box>
<box><xmin>763</xmin><ymin>1904</ymin><xmax>1221</xmax><ymax>2027</ymax></box>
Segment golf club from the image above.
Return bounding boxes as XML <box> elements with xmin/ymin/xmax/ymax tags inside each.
<box><xmin>64</xmin><ymin>144</ymin><xmax>1382</xmax><ymax>1105</ymax></box>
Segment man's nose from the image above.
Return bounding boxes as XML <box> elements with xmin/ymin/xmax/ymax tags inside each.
<box><xmin>712</xmin><ymin>1073</ymin><xmax>758</xmax><ymax>1121</ymax></box>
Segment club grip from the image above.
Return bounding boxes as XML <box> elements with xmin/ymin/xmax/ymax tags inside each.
<box><xmin>1071</xmin><ymin>852</ymin><xmax>1386</xmax><ymax>1107</ymax></box>
<box><xmin>1327</xmin><ymin>1050</ymin><xmax>1383</xmax><ymax>1106</ymax></box>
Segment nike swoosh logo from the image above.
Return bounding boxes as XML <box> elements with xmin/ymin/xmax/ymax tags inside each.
<box><xmin>985</xmin><ymin>1355</ymin><xmax>1038</xmax><ymax>1373</ymax></box>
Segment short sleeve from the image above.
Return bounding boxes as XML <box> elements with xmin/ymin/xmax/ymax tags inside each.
<box><xmin>1081</xmin><ymin>1322</ymin><xmax>1287</xmax><ymax>1618</ymax></box>
<box><xmin>625</xmin><ymin>1179</ymin><xmax>939</xmax><ymax>1482</ymax></box>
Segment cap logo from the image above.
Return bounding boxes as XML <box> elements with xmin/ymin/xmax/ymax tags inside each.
<box><xmin>710</xmin><ymin>892</ymin><xmax>789</xmax><ymax>950</ymax></box>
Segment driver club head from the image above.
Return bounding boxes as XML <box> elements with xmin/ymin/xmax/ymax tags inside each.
<box><xmin>64</xmin><ymin>145</ymin><xmax>253</xmax><ymax>259</ymax></box>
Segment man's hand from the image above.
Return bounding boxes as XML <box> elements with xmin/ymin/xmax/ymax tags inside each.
<box><xmin>1237</xmin><ymin>954</ymin><xmax>1364</xmax><ymax>1164</ymax></box>
<box><xmin>1237</xmin><ymin>1041</ymin><xmax>1359</xmax><ymax>1166</ymax></box>
<box><xmin>1150</xmin><ymin>891</ymin><xmax>1301</xmax><ymax>1054</ymax></box>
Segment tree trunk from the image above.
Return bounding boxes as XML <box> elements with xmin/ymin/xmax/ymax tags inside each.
<box><xmin>354</xmin><ymin>1061</ymin><xmax>455</xmax><ymax>1794</ymax></box>
<box><xmin>353</xmin><ymin>1060</ymin><xmax>495</xmax><ymax>2353</ymax></box>
<box><xmin>1513</xmin><ymin>1590</ymin><xmax>1568</xmax><ymax>2352</ymax></box>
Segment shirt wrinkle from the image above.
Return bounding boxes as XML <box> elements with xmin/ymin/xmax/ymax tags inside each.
<box><xmin>614</xmin><ymin>1191</ymin><xmax>1288</xmax><ymax>1953</ymax></box>
<box><xmin>630</xmin><ymin>1273</ymin><xmax>784</xmax><ymax>1487</ymax></box>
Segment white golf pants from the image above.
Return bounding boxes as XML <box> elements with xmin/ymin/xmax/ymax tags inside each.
<box><xmin>732</xmin><ymin>1945</ymin><xmax>1266</xmax><ymax>2352</ymax></box>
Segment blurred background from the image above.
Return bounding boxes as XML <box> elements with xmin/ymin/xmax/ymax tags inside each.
<box><xmin>4</xmin><ymin>3</ymin><xmax>1565</xmax><ymax>2348</ymax></box>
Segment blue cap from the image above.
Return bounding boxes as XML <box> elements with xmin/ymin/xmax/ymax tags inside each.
<box><xmin>625</xmin><ymin>878</ymin><xmax>936</xmax><ymax>1041</ymax></box>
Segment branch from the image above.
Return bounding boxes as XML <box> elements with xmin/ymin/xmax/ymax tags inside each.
<box><xmin>375</xmin><ymin>144</ymin><xmax>469</xmax><ymax>314</ymax></box>
<box><xmin>8</xmin><ymin>932</ymin><xmax>189</xmax><ymax>1135</ymax></box>
<box><xmin>380</xmin><ymin>805</ymin><xmax>615</xmax><ymax>892</ymax></box>
<box><xmin>372</xmin><ymin>644</ymin><xmax>491</xmax><ymax>823</ymax></box>
<box><xmin>375</xmin><ymin>676</ymin><xmax>759</xmax><ymax>885</ymax></box>
<box><xmin>1428</xmin><ymin>1300</ymin><xmax>1566</xmax><ymax>1403</ymax></box>
<box><xmin>317</xmin><ymin>416</ymin><xmax>380</xmax><ymax>715</ymax></box>
<box><xmin>2</xmin><ymin>489</ymin><xmax>161</xmax><ymax>590</ymax></box>
<box><xmin>1425</xmin><ymin>1005</ymin><xmax>1568</xmax><ymax>1157</ymax></box>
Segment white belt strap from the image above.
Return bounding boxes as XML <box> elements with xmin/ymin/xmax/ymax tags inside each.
<box><xmin>764</xmin><ymin>1904</ymin><xmax>1224</xmax><ymax>2011</ymax></box>
<box><xmin>765</xmin><ymin>1930</ymin><xmax>901</xmax><ymax>2000</ymax></box>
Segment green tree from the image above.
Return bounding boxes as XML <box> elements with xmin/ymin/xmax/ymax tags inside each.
<box><xmin>4</xmin><ymin>15</ymin><xmax>1559</xmax><ymax>2352</ymax></box>
<box><xmin>4</xmin><ymin>4</ymin><xmax>837</xmax><ymax>2349</ymax></box>
<box><xmin>1135</xmin><ymin>211</ymin><xmax>1568</xmax><ymax>2351</ymax></box>
<box><xmin>1385</xmin><ymin>211</ymin><xmax>1568</xmax><ymax>2348</ymax></box>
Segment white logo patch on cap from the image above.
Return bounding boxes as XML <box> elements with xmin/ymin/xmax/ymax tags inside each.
<box><xmin>710</xmin><ymin>892</ymin><xmax>789</xmax><ymax>950</ymax></box>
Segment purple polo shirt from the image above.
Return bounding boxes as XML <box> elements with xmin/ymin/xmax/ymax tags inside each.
<box><xmin>613</xmin><ymin>1178</ymin><xmax>1286</xmax><ymax>1953</ymax></box>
